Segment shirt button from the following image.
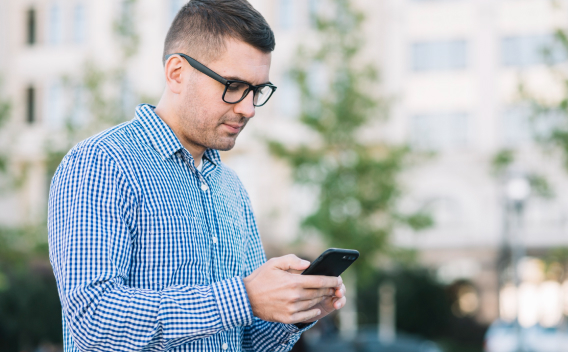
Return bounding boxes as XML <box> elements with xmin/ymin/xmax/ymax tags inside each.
<box><xmin>222</xmin><ymin>342</ymin><xmax>228</xmax><ymax>350</ymax></box>
<box><xmin>212</xmin><ymin>237</ymin><xmax>218</xmax><ymax>244</ymax></box>
<box><xmin>201</xmin><ymin>183</ymin><xmax>209</xmax><ymax>191</ymax></box>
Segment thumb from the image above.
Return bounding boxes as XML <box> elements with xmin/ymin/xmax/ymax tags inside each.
<box><xmin>271</xmin><ymin>254</ymin><xmax>311</xmax><ymax>271</ymax></box>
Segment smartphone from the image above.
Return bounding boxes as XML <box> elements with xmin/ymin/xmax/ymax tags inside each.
<box><xmin>301</xmin><ymin>248</ymin><xmax>359</xmax><ymax>277</ymax></box>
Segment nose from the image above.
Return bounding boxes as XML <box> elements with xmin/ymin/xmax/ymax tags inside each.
<box><xmin>233</xmin><ymin>90</ymin><xmax>256</xmax><ymax>119</ymax></box>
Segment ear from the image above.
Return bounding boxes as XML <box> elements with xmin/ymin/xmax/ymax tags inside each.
<box><xmin>164</xmin><ymin>55</ymin><xmax>185</xmax><ymax>95</ymax></box>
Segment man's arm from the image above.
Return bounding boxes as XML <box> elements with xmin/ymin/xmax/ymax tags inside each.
<box><xmin>237</xmin><ymin>188</ymin><xmax>337</xmax><ymax>352</ymax></box>
<box><xmin>48</xmin><ymin>145</ymin><xmax>253</xmax><ymax>352</ymax></box>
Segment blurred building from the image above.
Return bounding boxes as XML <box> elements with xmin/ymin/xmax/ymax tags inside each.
<box><xmin>1</xmin><ymin>0</ymin><xmax>568</xmax><ymax>328</ymax></box>
<box><xmin>372</xmin><ymin>0</ymin><xmax>568</xmax><ymax>326</ymax></box>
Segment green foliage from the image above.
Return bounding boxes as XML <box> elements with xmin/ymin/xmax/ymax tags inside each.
<box><xmin>358</xmin><ymin>270</ymin><xmax>487</xmax><ymax>350</ymax></box>
<box><xmin>114</xmin><ymin>0</ymin><xmax>140</xmax><ymax>59</ymax></box>
<box><xmin>45</xmin><ymin>0</ymin><xmax>151</xmax><ymax>181</ymax></box>
<box><xmin>545</xmin><ymin>246</ymin><xmax>568</xmax><ymax>263</ymax></box>
<box><xmin>542</xmin><ymin>247</ymin><xmax>568</xmax><ymax>279</ymax></box>
<box><xmin>0</xmin><ymin>265</ymin><xmax>61</xmax><ymax>351</ymax></box>
<box><xmin>0</xmin><ymin>78</ymin><xmax>11</xmax><ymax>175</ymax></box>
<box><xmin>519</xmin><ymin>29</ymin><xmax>568</xmax><ymax>172</ymax></box>
<box><xmin>490</xmin><ymin>149</ymin><xmax>515</xmax><ymax>177</ymax></box>
<box><xmin>267</xmin><ymin>0</ymin><xmax>431</xmax><ymax>281</ymax></box>
<box><xmin>358</xmin><ymin>269</ymin><xmax>452</xmax><ymax>338</ymax></box>
<box><xmin>490</xmin><ymin>149</ymin><xmax>554</xmax><ymax>199</ymax></box>
<box><xmin>0</xmin><ymin>1</ymin><xmax>148</xmax><ymax>350</ymax></box>
<box><xmin>527</xmin><ymin>173</ymin><xmax>554</xmax><ymax>199</ymax></box>
<box><xmin>0</xmin><ymin>226</ymin><xmax>61</xmax><ymax>352</ymax></box>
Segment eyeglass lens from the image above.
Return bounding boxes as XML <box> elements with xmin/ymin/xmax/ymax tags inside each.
<box><xmin>224</xmin><ymin>82</ymin><xmax>273</xmax><ymax>106</ymax></box>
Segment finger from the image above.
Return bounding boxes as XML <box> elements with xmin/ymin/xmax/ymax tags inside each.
<box><xmin>299</xmin><ymin>275</ymin><xmax>342</xmax><ymax>289</ymax></box>
<box><xmin>271</xmin><ymin>254</ymin><xmax>310</xmax><ymax>271</ymax></box>
<box><xmin>298</xmin><ymin>287</ymin><xmax>336</xmax><ymax>300</ymax></box>
<box><xmin>294</xmin><ymin>296</ymin><xmax>326</xmax><ymax>311</ymax></box>
<box><xmin>333</xmin><ymin>296</ymin><xmax>346</xmax><ymax>310</ymax></box>
<box><xmin>287</xmin><ymin>269</ymin><xmax>304</xmax><ymax>275</ymax></box>
<box><xmin>335</xmin><ymin>283</ymin><xmax>346</xmax><ymax>297</ymax></box>
<box><xmin>290</xmin><ymin>308</ymin><xmax>321</xmax><ymax>324</ymax></box>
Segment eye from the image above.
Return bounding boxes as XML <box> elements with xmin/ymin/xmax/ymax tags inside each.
<box><xmin>227</xmin><ymin>82</ymin><xmax>248</xmax><ymax>92</ymax></box>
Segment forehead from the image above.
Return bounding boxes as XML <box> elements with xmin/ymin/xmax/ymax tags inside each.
<box><xmin>208</xmin><ymin>39</ymin><xmax>272</xmax><ymax>85</ymax></box>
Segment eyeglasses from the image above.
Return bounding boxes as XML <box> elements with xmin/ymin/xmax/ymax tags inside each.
<box><xmin>165</xmin><ymin>53</ymin><xmax>277</xmax><ymax>107</ymax></box>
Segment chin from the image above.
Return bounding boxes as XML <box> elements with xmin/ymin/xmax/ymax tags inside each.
<box><xmin>213</xmin><ymin>139</ymin><xmax>237</xmax><ymax>151</ymax></box>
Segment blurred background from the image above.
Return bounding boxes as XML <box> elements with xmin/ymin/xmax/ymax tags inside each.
<box><xmin>2</xmin><ymin>0</ymin><xmax>568</xmax><ymax>351</ymax></box>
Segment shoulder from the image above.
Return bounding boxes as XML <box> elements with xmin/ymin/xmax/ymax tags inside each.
<box><xmin>54</xmin><ymin>121</ymin><xmax>140</xmax><ymax>181</ymax></box>
<box><xmin>70</xmin><ymin>120</ymin><xmax>138</xmax><ymax>159</ymax></box>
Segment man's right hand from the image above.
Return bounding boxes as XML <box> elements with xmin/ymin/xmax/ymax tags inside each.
<box><xmin>242</xmin><ymin>254</ymin><xmax>342</xmax><ymax>325</ymax></box>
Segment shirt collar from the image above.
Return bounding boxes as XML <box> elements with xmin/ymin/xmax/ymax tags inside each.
<box><xmin>134</xmin><ymin>104</ymin><xmax>221</xmax><ymax>166</ymax></box>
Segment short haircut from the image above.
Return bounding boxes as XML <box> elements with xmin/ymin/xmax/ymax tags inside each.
<box><xmin>163</xmin><ymin>0</ymin><xmax>275</xmax><ymax>65</ymax></box>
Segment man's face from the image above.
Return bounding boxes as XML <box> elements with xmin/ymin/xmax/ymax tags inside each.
<box><xmin>175</xmin><ymin>39</ymin><xmax>272</xmax><ymax>152</ymax></box>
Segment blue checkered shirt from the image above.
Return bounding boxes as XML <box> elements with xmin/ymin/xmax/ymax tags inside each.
<box><xmin>48</xmin><ymin>104</ymin><xmax>311</xmax><ymax>352</ymax></box>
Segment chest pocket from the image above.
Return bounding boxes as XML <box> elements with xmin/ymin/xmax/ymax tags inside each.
<box><xmin>129</xmin><ymin>214</ymin><xmax>210</xmax><ymax>289</ymax></box>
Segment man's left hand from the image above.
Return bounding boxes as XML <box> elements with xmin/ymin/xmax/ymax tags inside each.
<box><xmin>286</xmin><ymin>268</ymin><xmax>347</xmax><ymax>323</ymax></box>
<box><xmin>301</xmin><ymin>281</ymin><xmax>346</xmax><ymax>323</ymax></box>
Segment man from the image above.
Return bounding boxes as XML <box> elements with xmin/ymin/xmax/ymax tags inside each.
<box><xmin>48</xmin><ymin>1</ymin><xmax>347</xmax><ymax>351</ymax></box>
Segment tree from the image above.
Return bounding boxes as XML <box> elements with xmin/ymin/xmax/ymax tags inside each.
<box><xmin>517</xmin><ymin>28</ymin><xmax>568</xmax><ymax>171</ymax></box>
<box><xmin>267</xmin><ymin>0</ymin><xmax>431</xmax><ymax>282</ymax></box>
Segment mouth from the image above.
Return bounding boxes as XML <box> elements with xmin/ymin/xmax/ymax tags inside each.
<box><xmin>222</xmin><ymin>123</ymin><xmax>244</xmax><ymax>134</ymax></box>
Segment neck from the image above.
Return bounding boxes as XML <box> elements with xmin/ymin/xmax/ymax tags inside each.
<box><xmin>155</xmin><ymin>98</ymin><xmax>205</xmax><ymax>166</ymax></box>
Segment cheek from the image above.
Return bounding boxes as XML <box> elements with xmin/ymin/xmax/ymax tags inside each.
<box><xmin>190</xmin><ymin>85</ymin><xmax>228</xmax><ymax>116</ymax></box>
<box><xmin>182</xmin><ymin>80</ymin><xmax>233</xmax><ymax>129</ymax></box>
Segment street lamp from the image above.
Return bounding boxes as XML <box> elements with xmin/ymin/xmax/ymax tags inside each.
<box><xmin>505</xmin><ymin>175</ymin><xmax>530</xmax><ymax>352</ymax></box>
<box><xmin>506</xmin><ymin>177</ymin><xmax>531</xmax><ymax>206</ymax></box>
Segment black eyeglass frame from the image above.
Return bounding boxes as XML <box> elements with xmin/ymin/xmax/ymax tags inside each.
<box><xmin>165</xmin><ymin>53</ymin><xmax>277</xmax><ymax>107</ymax></box>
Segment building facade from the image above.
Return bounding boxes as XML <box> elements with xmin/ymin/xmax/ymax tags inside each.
<box><xmin>1</xmin><ymin>0</ymin><xmax>568</xmax><ymax>326</ymax></box>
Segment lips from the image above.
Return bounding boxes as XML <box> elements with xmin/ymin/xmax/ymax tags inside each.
<box><xmin>223</xmin><ymin>123</ymin><xmax>243</xmax><ymax>134</ymax></box>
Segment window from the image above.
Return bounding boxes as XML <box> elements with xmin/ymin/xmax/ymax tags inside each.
<box><xmin>48</xmin><ymin>4</ymin><xmax>62</xmax><ymax>45</ymax></box>
<box><xmin>501</xmin><ymin>106</ymin><xmax>564</xmax><ymax>146</ymax></box>
<box><xmin>502</xmin><ymin>35</ymin><xmax>567</xmax><ymax>67</ymax></box>
<box><xmin>412</xmin><ymin>40</ymin><xmax>468</xmax><ymax>71</ymax></box>
<box><xmin>73</xmin><ymin>3</ymin><xmax>87</xmax><ymax>44</ymax></box>
<box><xmin>502</xmin><ymin>107</ymin><xmax>531</xmax><ymax>146</ymax></box>
<box><xmin>279</xmin><ymin>0</ymin><xmax>294</xmax><ymax>31</ymax></box>
<box><xmin>26</xmin><ymin>8</ymin><xmax>37</xmax><ymax>45</ymax></box>
<box><xmin>26</xmin><ymin>86</ymin><xmax>36</xmax><ymax>124</ymax></box>
<box><xmin>70</xmin><ymin>84</ymin><xmax>87</xmax><ymax>126</ymax></box>
<box><xmin>46</xmin><ymin>82</ymin><xmax>64</xmax><ymax>129</ymax></box>
<box><xmin>409</xmin><ymin>112</ymin><xmax>469</xmax><ymax>150</ymax></box>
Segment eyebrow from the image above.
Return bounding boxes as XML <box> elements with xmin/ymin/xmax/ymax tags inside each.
<box><xmin>224</xmin><ymin>76</ymin><xmax>271</xmax><ymax>86</ymax></box>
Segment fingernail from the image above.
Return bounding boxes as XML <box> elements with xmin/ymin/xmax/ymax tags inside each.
<box><xmin>301</xmin><ymin>260</ymin><xmax>310</xmax><ymax>266</ymax></box>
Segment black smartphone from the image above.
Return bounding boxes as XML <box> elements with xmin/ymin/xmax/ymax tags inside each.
<box><xmin>301</xmin><ymin>248</ymin><xmax>359</xmax><ymax>277</ymax></box>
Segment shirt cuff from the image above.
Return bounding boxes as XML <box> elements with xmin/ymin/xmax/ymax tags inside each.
<box><xmin>284</xmin><ymin>321</ymin><xmax>317</xmax><ymax>333</ymax></box>
<box><xmin>272</xmin><ymin>321</ymin><xmax>317</xmax><ymax>350</ymax></box>
<box><xmin>211</xmin><ymin>277</ymin><xmax>254</xmax><ymax>330</ymax></box>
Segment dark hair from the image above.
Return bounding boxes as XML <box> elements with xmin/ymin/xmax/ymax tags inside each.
<box><xmin>163</xmin><ymin>0</ymin><xmax>275</xmax><ymax>65</ymax></box>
